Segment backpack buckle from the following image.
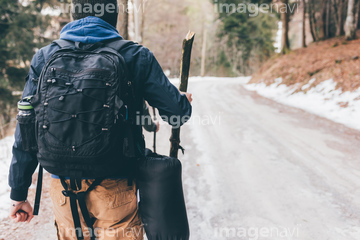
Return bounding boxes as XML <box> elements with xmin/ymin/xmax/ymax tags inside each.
<box><xmin>62</xmin><ymin>190</ymin><xmax>70</xmax><ymax>197</ymax></box>
<box><xmin>119</xmin><ymin>105</ymin><xmax>129</xmax><ymax>122</ymax></box>
<box><xmin>124</xmin><ymin>105</ymin><xmax>128</xmax><ymax>121</ymax></box>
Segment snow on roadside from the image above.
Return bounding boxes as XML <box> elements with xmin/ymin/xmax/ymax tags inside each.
<box><xmin>0</xmin><ymin>136</ymin><xmax>14</xmax><ymax>219</ymax></box>
<box><xmin>169</xmin><ymin>76</ymin><xmax>252</xmax><ymax>85</ymax></box>
<box><xmin>243</xmin><ymin>78</ymin><xmax>360</xmax><ymax>130</ymax></box>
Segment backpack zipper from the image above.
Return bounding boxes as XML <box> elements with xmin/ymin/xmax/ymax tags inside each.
<box><xmin>54</xmin><ymin>67</ymin><xmax>110</xmax><ymax>76</ymax></box>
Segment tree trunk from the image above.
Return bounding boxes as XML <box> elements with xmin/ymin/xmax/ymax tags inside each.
<box><xmin>302</xmin><ymin>0</ymin><xmax>307</xmax><ymax>47</ymax></box>
<box><xmin>337</xmin><ymin>0</ymin><xmax>346</xmax><ymax>36</ymax></box>
<box><xmin>333</xmin><ymin>0</ymin><xmax>340</xmax><ymax>28</ymax></box>
<box><xmin>357</xmin><ymin>0</ymin><xmax>360</xmax><ymax>28</ymax></box>
<box><xmin>133</xmin><ymin>0</ymin><xmax>140</xmax><ymax>42</ymax></box>
<box><xmin>308</xmin><ymin>0</ymin><xmax>318</xmax><ymax>41</ymax></box>
<box><xmin>200</xmin><ymin>28</ymin><xmax>207</xmax><ymax>77</ymax></box>
<box><xmin>326</xmin><ymin>0</ymin><xmax>331</xmax><ymax>37</ymax></box>
<box><xmin>140</xmin><ymin>0</ymin><xmax>146</xmax><ymax>43</ymax></box>
<box><xmin>281</xmin><ymin>0</ymin><xmax>290</xmax><ymax>54</ymax></box>
<box><xmin>117</xmin><ymin>0</ymin><xmax>129</xmax><ymax>39</ymax></box>
<box><xmin>345</xmin><ymin>0</ymin><xmax>359</xmax><ymax>39</ymax></box>
<box><xmin>318</xmin><ymin>0</ymin><xmax>327</xmax><ymax>39</ymax></box>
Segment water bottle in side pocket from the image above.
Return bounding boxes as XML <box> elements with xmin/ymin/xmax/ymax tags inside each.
<box><xmin>17</xmin><ymin>96</ymin><xmax>37</xmax><ymax>152</ymax></box>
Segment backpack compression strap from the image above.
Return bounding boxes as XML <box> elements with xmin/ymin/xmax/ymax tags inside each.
<box><xmin>60</xmin><ymin>177</ymin><xmax>104</xmax><ymax>240</ymax></box>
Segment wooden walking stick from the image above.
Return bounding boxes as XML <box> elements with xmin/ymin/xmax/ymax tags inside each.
<box><xmin>169</xmin><ymin>31</ymin><xmax>195</xmax><ymax>158</ymax></box>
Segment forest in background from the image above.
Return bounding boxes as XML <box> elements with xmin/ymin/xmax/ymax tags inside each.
<box><xmin>252</xmin><ymin>0</ymin><xmax>360</xmax><ymax>96</ymax></box>
<box><xmin>1</xmin><ymin>0</ymin><xmax>360</xmax><ymax>137</ymax></box>
<box><xmin>0</xmin><ymin>0</ymin><xmax>280</xmax><ymax>137</ymax></box>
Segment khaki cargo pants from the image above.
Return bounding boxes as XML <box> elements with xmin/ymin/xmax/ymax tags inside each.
<box><xmin>50</xmin><ymin>178</ymin><xmax>144</xmax><ymax>240</ymax></box>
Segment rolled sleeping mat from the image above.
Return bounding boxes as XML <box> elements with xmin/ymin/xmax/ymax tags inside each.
<box><xmin>137</xmin><ymin>149</ymin><xmax>190</xmax><ymax>240</ymax></box>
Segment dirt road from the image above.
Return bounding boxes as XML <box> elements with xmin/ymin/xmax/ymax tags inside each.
<box><xmin>2</xmin><ymin>77</ymin><xmax>360</xmax><ymax>240</ymax></box>
<box><xmin>145</xmin><ymin>78</ymin><xmax>360</xmax><ymax>240</ymax></box>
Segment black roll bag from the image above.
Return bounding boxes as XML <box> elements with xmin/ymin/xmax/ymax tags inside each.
<box><xmin>137</xmin><ymin>149</ymin><xmax>190</xmax><ymax>240</ymax></box>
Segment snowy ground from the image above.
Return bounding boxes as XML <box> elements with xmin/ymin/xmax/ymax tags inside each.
<box><xmin>1</xmin><ymin>77</ymin><xmax>360</xmax><ymax>239</ymax></box>
<box><xmin>144</xmin><ymin>77</ymin><xmax>360</xmax><ymax>240</ymax></box>
<box><xmin>0</xmin><ymin>136</ymin><xmax>14</xmax><ymax>219</ymax></box>
<box><xmin>244</xmin><ymin>78</ymin><xmax>360</xmax><ymax>130</ymax></box>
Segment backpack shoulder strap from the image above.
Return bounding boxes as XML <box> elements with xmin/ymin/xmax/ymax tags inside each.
<box><xmin>33</xmin><ymin>166</ymin><xmax>43</xmax><ymax>215</ymax></box>
<box><xmin>104</xmin><ymin>39</ymin><xmax>135</xmax><ymax>53</ymax></box>
<box><xmin>54</xmin><ymin>39</ymin><xmax>135</xmax><ymax>52</ymax></box>
<box><xmin>53</xmin><ymin>39</ymin><xmax>75</xmax><ymax>49</ymax></box>
<box><xmin>103</xmin><ymin>39</ymin><xmax>139</xmax><ymax>174</ymax></box>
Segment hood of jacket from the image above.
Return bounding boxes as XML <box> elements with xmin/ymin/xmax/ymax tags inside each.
<box><xmin>60</xmin><ymin>16</ymin><xmax>122</xmax><ymax>44</ymax></box>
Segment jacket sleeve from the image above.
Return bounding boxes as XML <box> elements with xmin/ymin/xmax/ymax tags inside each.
<box><xmin>140</xmin><ymin>49</ymin><xmax>192</xmax><ymax>128</ymax></box>
<box><xmin>8</xmin><ymin>50</ymin><xmax>44</xmax><ymax>201</ymax></box>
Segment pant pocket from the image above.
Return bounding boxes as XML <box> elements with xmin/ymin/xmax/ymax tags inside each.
<box><xmin>93</xmin><ymin>179</ymin><xmax>135</xmax><ymax>208</ymax></box>
<box><xmin>90</xmin><ymin>179</ymin><xmax>137</xmax><ymax>222</ymax></box>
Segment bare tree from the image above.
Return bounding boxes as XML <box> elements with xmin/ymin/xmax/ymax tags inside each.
<box><xmin>357</xmin><ymin>1</ymin><xmax>360</xmax><ymax>28</ymax></box>
<box><xmin>302</xmin><ymin>0</ymin><xmax>307</xmax><ymax>47</ymax></box>
<box><xmin>281</xmin><ymin>0</ymin><xmax>290</xmax><ymax>54</ymax></box>
<box><xmin>140</xmin><ymin>0</ymin><xmax>147</xmax><ymax>43</ymax></box>
<box><xmin>142</xmin><ymin>0</ymin><xmax>190</xmax><ymax>75</ymax></box>
<box><xmin>334</xmin><ymin>0</ymin><xmax>346</xmax><ymax>36</ymax></box>
<box><xmin>326</xmin><ymin>0</ymin><xmax>331</xmax><ymax>37</ymax></box>
<box><xmin>357</xmin><ymin>0</ymin><xmax>360</xmax><ymax>28</ymax></box>
<box><xmin>117</xmin><ymin>0</ymin><xmax>129</xmax><ymax>39</ymax></box>
<box><xmin>200</xmin><ymin>28</ymin><xmax>207</xmax><ymax>76</ymax></box>
<box><xmin>133</xmin><ymin>0</ymin><xmax>140</xmax><ymax>42</ymax></box>
<box><xmin>308</xmin><ymin>0</ymin><xmax>318</xmax><ymax>41</ymax></box>
<box><xmin>345</xmin><ymin>0</ymin><xmax>359</xmax><ymax>39</ymax></box>
<box><xmin>318</xmin><ymin>0</ymin><xmax>327</xmax><ymax>39</ymax></box>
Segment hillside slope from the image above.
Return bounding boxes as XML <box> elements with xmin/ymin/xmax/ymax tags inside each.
<box><xmin>251</xmin><ymin>35</ymin><xmax>360</xmax><ymax>92</ymax></box>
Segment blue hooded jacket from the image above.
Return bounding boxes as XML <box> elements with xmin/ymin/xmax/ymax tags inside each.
<box><xmin>9</xmin><ymin>17</ymin><xmax>192</xmax><ymax>201</ymax></box>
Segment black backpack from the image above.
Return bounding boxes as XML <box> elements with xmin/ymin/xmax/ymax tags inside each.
<box><xmin>31</xmin><ymin>39</ymin><xmax>139</xmax><ymax>240</ymax></box>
